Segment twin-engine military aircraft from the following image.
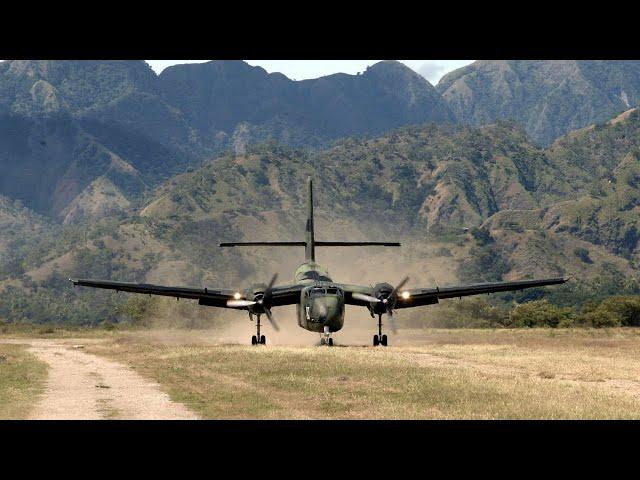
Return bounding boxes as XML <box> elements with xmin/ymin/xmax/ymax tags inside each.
<box><xmin>71</xmin><ymin>178</ymin><xmax>567</xmax><ymax>346</ymax></box>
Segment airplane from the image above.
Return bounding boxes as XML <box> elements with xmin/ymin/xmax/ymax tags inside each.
<box><xmin>70</xmin><ymin>177</ymin><xmax>568</xmax><ymax>346</ymax></box>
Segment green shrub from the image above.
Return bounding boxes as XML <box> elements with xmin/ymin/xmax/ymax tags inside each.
<box><xmin>576</xmin><ymin>296</ymin><xmax>640</xmax><ymax>327</ymax></box>
<box><xmin>509</xmin><ymin>300</ymin><xmax>575</xmax><ymax>328</ymax></box>
<box><xmin>574</xmin><ymin>247</ymin><xmax>593</xmax><ymax>264</ymax></box>
<box><xmin>580</xmin><ymin>309</ymin><xmax>621</xmax><ymax>327</ymax></box>
<box><xmin>470</xmin><ymin>227</ymin><xmax>494</xmax><ymax>246</ymax></box>
<box><xmin>115</xmin><ymin>295</ymin><xmax>154</xmax><ymax>326</ymax></box>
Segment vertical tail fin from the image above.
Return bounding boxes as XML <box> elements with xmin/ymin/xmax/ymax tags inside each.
<box><xmin>219</xmin><ymin>177</ymin><xmax>400</xmax><ymax>257</ymax></box>
<box><xmin>306</xmin><ymin>177</ymin><xmax>315</xmax><ymax>261</ymax></box>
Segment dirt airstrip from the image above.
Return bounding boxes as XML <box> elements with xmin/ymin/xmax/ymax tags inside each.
<box><xmin>1</xmin><ymin>339</ymin><xmax>198</xmax><ymax>420</ymax></box>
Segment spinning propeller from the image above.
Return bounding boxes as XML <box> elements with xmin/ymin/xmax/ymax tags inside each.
<box><xmin>227</xmin><ymin>273</ymin><xmax>280</xmax><ymax>331</ymax></box>
<box><xmin>352</xmin><ymin>276</ymin><xmax>410</xmax><ymax>334</ymax></box>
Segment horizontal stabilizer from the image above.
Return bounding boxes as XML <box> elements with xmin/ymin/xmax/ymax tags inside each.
<box><xmin>220</xmin><ymin>242</ymin><xmax>306</xmax><ymax>247</ymax></box>
<box><xmin>315</xmin><ymin>241</ymin><xmax>401</xmax><ymax>247</ymax></box>
<box><xmin>220</xmin><ymin>241</ymin><xmax>401</xmax><ymax>247</ymax></box>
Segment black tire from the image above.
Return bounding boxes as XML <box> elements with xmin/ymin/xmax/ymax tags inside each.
<box><xmin>328</xmin><ymin>338</ymin><xmax>333</xmax><ymax>347</ymax></box>
<box><xmin>251</xmin><ymin>335</ymin><xmax>257</xmax><ymax>345</ymax></box>
<box><xmin>260</xmin><ymin>335</ymin><xmax>266</xmax><ymax>345</ymax></box>
<box><xmin>373</xmin><ymin>335</ymin><xmax>379</xmax><ymax>346</ymax></box>
<box><xmin>381</xmin><ymin>334</ymin><xmax>388</xmax><ymax>346</ymax></box>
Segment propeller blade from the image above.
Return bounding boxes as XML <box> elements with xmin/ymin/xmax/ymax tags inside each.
<box><xmin>266</xmin><ymin>273</ymin><xmax>278</xmax><ymax>292</ymax></box>
<box><xmin>226</xmin><ymin>299</ymin><xmax>257</xmax><ymax>308</ymax></box>
<box><xmin>390</xmin><ymin>276</ymin><xmax>410</xmax><ymax>299</ymax></box>
<box><xmin>386</xmin><ymin>276</ymin><xmax>408</xmax><ymax>334</ymax></box>
<box><xmin>352</xmin><ymin>292</ymin><xmax>382</xmax><ymax>303</ymax></box>
<box><xmin>264</xmin><ymin>308</ymin><xmax>280</xmax><ymax>331</ymax></box>
<box><xmin>261</xmin><ymin>272</ymin><xmax>279</xmax><ymax>306</ymax></box>
<box><xmin>388</xmin><ymin>309</ymin><xmax>398</xmax><ymax>334</ymax></box>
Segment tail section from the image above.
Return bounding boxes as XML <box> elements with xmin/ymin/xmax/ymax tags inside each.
<box><xmin>306</xmin><ymin>177</ymin><xmax>315</xmax><ymax>261</ymax></box>
<box><xmin>219</xmin><ymin>176</ymin><xmax>401</xmax><ymax>260</ymax></box>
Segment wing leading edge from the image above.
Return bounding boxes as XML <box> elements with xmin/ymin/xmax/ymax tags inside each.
<box><xmin>395</xmin><ymin>277</ymin><xmax>569</xmax><ymax>308</ymax></box>
<box><xmin>69</xmin><ymin>278</ymin><xmax>302</xmax><ymax>308</ymax></box>
<box><xmin>343</xmin><ymin>277</ymin><xmax>568</xmax><ymax>308</ymax></box>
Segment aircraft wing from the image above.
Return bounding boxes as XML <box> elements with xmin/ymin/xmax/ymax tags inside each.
<box><xmin>69</xmin><ymin>278</ymin><xmax>303</xmax><ymax>308</ymax></box>
<box><xmin>342</xmin><ymin>277</ymin><xmax>568</xmax><ymax>308</ymax></box>
<box><xmin>341</xmin><ymin>284</ymin><xmax>380</xmax><ymax>307</ymax></box>
<box><xmin>394</xmin><ymin>277</ymin><xmax>569</xmax><ymax>309</ymax></box>
<box><xmin>266</xmin><ymin>283</ymin><xmax>305</xmax><ymax>306</ymax></box>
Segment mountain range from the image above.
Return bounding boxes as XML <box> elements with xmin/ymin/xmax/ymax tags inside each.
<box><xmin>1</xmin><ymin>59</ymin><xmax>640</xmax><ymax>325</ymax></box>
<box><xmin>437</xmin><ymin>60</ymin><xmax>640</xmax><ymax>145</ymax></box>
<box><xmin>0</xmin><ymin>60</ymin><xmax>453</xmax><ymax>218</ymax></box>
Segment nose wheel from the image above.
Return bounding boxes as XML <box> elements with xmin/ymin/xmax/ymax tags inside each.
<box><xmin>373</xmin><ymin>315</ymin><xmax>389</xmax><ymax>346</ymax></box>
<box><xmin>320</xmin><ymin>337</ymin><xmax>334</xmax><ymax>346</ymax></box>
<box><xmin>320</xmin><ymin>326</ymin><xmax>334</xmax><ymax>346</ymax></box>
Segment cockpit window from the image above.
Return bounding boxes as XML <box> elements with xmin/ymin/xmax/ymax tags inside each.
<box><xmin>300</xmin><ymin>271</ymin><xmax>332</xmax><ymax>282</ymax></box>
<box><xmin>306</xmin><ymin>287</ymin><xmax>342</xmax><ymax>297</ymax></box>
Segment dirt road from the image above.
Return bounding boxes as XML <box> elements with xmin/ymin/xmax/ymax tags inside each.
<box><xmin>4</xmin><ymin>339</ymin><xmax>198</xmax><ymax>420</ymax></box>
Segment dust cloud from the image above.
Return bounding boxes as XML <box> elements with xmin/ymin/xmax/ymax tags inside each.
<box><xmin>136</xmin><ymin>303</ymin><xmax>381</xmax><ymax>347</ymax></box>
<box><xmin>134</xmin><ymin>217</ymin><xmax>467</xmax><ymax>345</ymax></box>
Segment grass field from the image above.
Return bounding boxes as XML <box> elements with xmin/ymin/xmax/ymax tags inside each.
<box><xmin>0</xmin><ymin>344</ymin><xmax>48</xmax><ymax>419</ymax></box>
<box><xmin>81</xmin><ymin>328</ymin><xmax>640</xmax><ymax>419</ymax></box>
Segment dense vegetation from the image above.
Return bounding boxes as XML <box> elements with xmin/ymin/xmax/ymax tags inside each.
<box><xmin>402</xmin><ymin>294</ymin><xmax>640</xmax><ymax>329</ymax></box>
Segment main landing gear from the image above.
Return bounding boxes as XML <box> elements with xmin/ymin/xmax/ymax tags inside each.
<box><xmin>373</xmin><ymin>314</ymin><xmax>389</xmax><ymax>347</ymax></box>
<box><xmin>250</xmin><ymin>313</ymin><xmax>267</xmax><ymax>345</ymax></box>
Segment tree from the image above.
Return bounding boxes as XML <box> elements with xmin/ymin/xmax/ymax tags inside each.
<box><xmin>509</xmin><ymin>300</ymin><xmax>575</xmax><ymax>328</ymax></box>
<box><xmin>574</xmin><ymin>247</ymin><xmax>593</xmax><ymax>264</ymax></box>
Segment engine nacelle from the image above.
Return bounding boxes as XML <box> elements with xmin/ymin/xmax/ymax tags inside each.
<box><xmin>369</xmin><ymin>282</ymin><xmax>394</xmax><ymax>314</ymax></box>
<box><xmin>373</xmin><ymin>282</ymin><xmax>394</xmax><ymax>298</ymax></box>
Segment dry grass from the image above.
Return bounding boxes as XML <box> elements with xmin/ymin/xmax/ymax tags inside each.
<box><xmin>0</xmin><ymin>323</ymin><xmax>130</xmax><ymax>339</ymax></box>
<box><xmin>0</xmin><ymin>344</ymin><xmax>48</xmax><ymax>419</ymax></box>
<box><xmin>84</xmin><ymin>328</ymin><xmax>640</xmax><ymax>419</ymax></box>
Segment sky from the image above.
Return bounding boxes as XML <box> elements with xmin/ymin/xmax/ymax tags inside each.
<box><xmin>145</xmin><ymin>60</ymin><xmax>473</xmax><ymax>85</ymax></box>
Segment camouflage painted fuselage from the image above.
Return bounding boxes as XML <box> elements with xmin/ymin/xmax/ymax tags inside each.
<box><xmin>294</xmin><ymin>261</ymin><xmax>345</xmax><ymax>333</ymax></box>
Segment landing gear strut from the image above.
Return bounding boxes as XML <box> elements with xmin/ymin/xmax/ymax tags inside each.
<box><xmin>320</xmin><ymin>326</ymin><xmax>334</xmax><ymax>346</ymax></box>
<box><xmin>250</xmin><ymin>314</ymin><xmax>266</xmax><ymax>345</ymax></box>
<box><xmin>373</xmin><ymin>314</ymin><xmax>388</xmax><ymax>347</ymax></box>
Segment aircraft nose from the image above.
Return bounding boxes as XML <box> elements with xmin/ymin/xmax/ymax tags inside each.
<box><xmin>315</xmin><ymin>300</ymin><xmax>328</xmax><ymax>320</ymax></box>
<box><xmin>314</xmin><ymin>297</ymin><xmax>339</xmax><ymax>323</ymax></box>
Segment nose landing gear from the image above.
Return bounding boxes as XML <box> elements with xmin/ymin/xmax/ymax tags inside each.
<box><xmin>373</xmin><ymin>315</ymin><xmax>389</xmax><ymax>347</ymax></box>
<box><xmin>320</xmin><ymin>326</ymin><xmax>334</xmax><ymax>346</ymax></box>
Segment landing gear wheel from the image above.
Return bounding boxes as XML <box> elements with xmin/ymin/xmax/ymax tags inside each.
<box><xmin>260</xmin><ymin>335</ymin><xmax>266</xmax><ymax>345</ymax></box>
<box><xmin>381</xmin><ymin>334</ymin><xmax>388</xmax><ymax>347</ymax></box>
<box><xmin>328</xmin><ymin>338</ymin><xmax>333</xmax><ymax>347</ymax></box>
<box><xmin>373</xmin><ymin>335</ymin><xmax>379</xmax><ymax>346</ymax></box>
<box><xmin>251</xmin><ymin>335</ymin><xmax>257</xmax><ymax>345</ymax></box>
